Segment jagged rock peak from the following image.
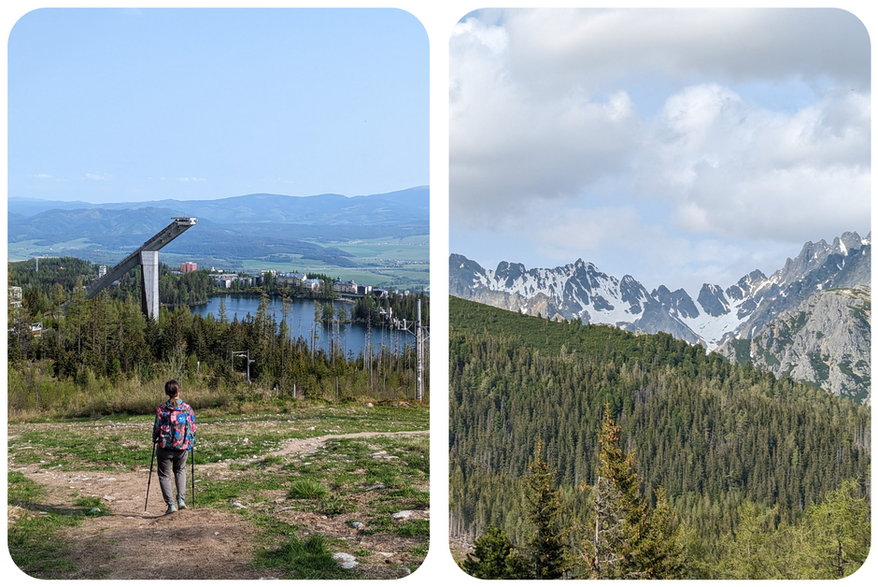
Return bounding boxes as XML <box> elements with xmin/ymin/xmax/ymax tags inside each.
<box><xmin>740</xmin><ymin>269</ymin><xmax>767</xmax><ymax>283</ymax></box>
<box><xmin>834</xmin><ymin>231</ymin><xmax>865</xmax><ymax>255</ymax></box>
<box><xmin>726</xmin><ymin>269</ymin><xmax>768</xmax><ymax>301</ymax></box>
<box><xmin>495</xmin><ymin>260</ymin><xmax>526</xmax><ymax>273</ymax></box>
<box><xmin>569</xmin><ymin>258</ymin><xmax>602</xmax><ymax>275</ymax></box>
<box><xmin>697</xmin><ymin>283</ymin><xmax>730</xmax><ymax>317</ymax></box>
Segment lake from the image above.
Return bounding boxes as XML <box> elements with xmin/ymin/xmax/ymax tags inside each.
<box><xmin>190</xmin><ymin>294</ymin><xmax>414</xmax><ymax>358</ymax></box>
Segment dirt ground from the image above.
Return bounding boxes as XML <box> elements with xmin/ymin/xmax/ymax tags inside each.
<box><xmin>8</xmin><ymin>430</ymin><xmax>428</xmax><ymax>580</ymax></box>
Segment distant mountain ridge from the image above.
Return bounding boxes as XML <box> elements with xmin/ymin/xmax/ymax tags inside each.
<box><xmin>450</xmin><ymin>231</ymin><xmax>870</xmax><ymax>399</ymax></box>
<box><xmin>9</xmin><ymin>187</ymin><xmax>428</xmax><ymax>227</ymax></box>
<box><xmin>7</xmin><ymin>187</ymin><xmax>429</xmax><ymax>277</ymax></box>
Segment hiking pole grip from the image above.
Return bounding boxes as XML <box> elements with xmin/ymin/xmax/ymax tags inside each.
<box><xmin>145</xmin><ymin>441</ymin><xmax>156</xmax><ymax>511</ymax></box>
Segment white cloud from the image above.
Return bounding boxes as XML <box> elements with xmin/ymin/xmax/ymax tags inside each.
<box><xmin>450</xmin><ymin>15</ymin><xmax>640</xmax><ymax>225</ymax></box>
<box><xmin>642</xmin><ymin>84</ymin><xmax>870</xmax><ymax>241</ymax></box>
<box><xmin>532</xmin><ymin>206</ymin><xmax>641</xmax><ymax>258</ymax></box>
<box><xmin>452</xmin><ymin>7</ymin><xmax>870</xmax><ymax>249</ymax></box>
<box><xmin>500</xmin><ymin>8</ymin><xmax>869</xmax><ymax>92</ymax></box>
<box><xmin>177</xmin><ymin>177</ymin><xmax>207</xmax><ymax>183</ymax></box>
<box><xmin>486</xmin><ymin>206</ymin><xmax>774</xmax><ymax>292</ymax></box>
<box><xmin>84</xmin><ymin>172</ymin><xmax>109</xmax><ymax>181</ymax></box>
<box><xmin>450</xmin><ymin>7</ymin><xmax>870</xmax><ymax>292</ymax></box>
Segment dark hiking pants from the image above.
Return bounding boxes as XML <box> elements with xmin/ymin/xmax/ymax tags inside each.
<box><xmin>156</xmin><ymin>447</ymin><xmax>189</xmax><ymax>505</ymax></box>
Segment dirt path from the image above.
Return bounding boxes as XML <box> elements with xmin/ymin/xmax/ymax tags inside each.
<box><xmin>8</xmin><ymin>429</ymin><xmax>428</xmax><ymax>580</ymax></box>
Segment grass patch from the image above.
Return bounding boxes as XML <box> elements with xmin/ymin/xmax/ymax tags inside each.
<box><xmin>393</xmin><ymin>518</ymin><xmax>429</xmax><ymax>538</ymax></box>
<box><xmin>252</xmin><ymin>455</ymin><xmax>284</xmax><ymax>468</ymax></box>
<box><xmin>248</xmin><ymin>513</ymin><xmax>300</xmax><ymax>537</ymax></box>
<box><xmin>8</xmin><ymin>471</ymin><xmax>45</xmax><ymax>502</ymax></box>
<box><xmin>74</xmin><ymin>496</ymin><xmax>108</xmax><ymax>516</ymax></box>
<box><xmin>288</xmin><ymin>478</ymin><xmax>329</xmax><ymax>500</ymax></box>
<box><xmin>7</xmin><ymin>473</ymin><xmax>101</xmax><ymax>578</ymax></box>
<box><xmin>317</xmin><ymin>495</ymin><xmax>352</xmax><ymax>517</ymax></box>
<box><xmin>8</xmin><ymin>404</ymin><xmax>428</xmax><ymax>472</ymax></box>
<box><xmin>195</xmin><ymin>474</ymin><xmax>285</xmax><ymax>508</ymax></box>
<box><xmin>254</xmin><ymin>534</ymin><xmax>354</xmax><ymax>580</ymax></box>
<box><xmin>11</xmin><ymin>427</ymin><xmax>152</xmax><ymax>470</ymax></box>
<box><xmin>385</xmin><ymin>486</ymin><xmax>430</xmax><ymax>510</ymax></box>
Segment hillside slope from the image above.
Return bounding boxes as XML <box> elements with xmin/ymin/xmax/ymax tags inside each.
<box><xmin>449</xmin><ymin>297</ymin><xmax>870</xmax><ymax>548</ymax></box>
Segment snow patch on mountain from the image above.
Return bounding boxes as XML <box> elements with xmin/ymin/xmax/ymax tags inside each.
<box><xmin>450</xmin><ymin>231</ymin><xmax>870</xmax><ymax>352</ymax></box>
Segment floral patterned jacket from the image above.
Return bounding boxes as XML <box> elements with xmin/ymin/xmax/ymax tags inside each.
<box><xmin>153</xmin><ymin>399</ymin><xmax>196</xmax><ymax>451</ymax></box>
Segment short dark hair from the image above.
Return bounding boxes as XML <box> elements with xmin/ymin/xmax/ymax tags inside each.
<box><xmin>165</xmin><ymin>380</ymin><xmax>180</xmax><ymax>397</ymax></box>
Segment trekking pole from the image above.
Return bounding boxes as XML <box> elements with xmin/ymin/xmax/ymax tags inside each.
<box><xmin>144</xmin><ymin>440</ymin><xmax>156</xmax><ymax>511</ymax></box>
<box><xmin>190</xmin><ymin>445</ymin><xmax>195</xmax><ymax>508</ymax></box>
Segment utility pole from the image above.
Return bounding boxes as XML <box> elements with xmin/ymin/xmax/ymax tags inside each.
<box><xmin>396</xmin><ymin>298</ymin><xmax>428</xmax><ymax>402</ymax></box>
<box><xmin>415</xmin><ymin>298</ymin><xmax>428</xmax><ymax>403</ymax></box>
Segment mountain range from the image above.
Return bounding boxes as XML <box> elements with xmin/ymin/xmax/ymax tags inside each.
<box><xmin>8</xmin><ymin>187</ymin><xmax>429</xmax><ymax>285</ymax></box>
<box><xmin>450</xmin><ymin>231</ymin><xmax>870</xmax><ymax>400</ymax></box>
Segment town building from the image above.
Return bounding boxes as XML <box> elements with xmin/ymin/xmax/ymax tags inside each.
<box><xmin>302</xmin><ymin>278</ymin><xmax>324</xmax><ymax>292</ymax></box>
<box><xmin>213</xmin><ymin>274</ymin><xmax>238</xmax><ymax>289</ymax></box>
<box><xmin>333</xmin><ymin>280</ymin><xmax>358</xmax><ymax>295</ymax></box>
<box><xmin>276</xmin><ymin>272</ymin><xmax>308</xmax><ymax>287</ymax></box>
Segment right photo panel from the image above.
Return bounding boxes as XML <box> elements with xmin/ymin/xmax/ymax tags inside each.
<box><xmin>449</xmin><ymin>8</ymin><xmax>870</xmax><ymax>580</ymax></box>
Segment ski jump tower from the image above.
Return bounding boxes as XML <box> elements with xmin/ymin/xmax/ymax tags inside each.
<box><xmin>86</xmin><ymin>217</ymin><xmax>197</xmax><ymax>320</ymax></box>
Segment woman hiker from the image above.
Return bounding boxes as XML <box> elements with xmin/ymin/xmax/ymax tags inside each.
<box><xmin>152</xmin><ymin>379</ymin><xmax>197</xmax><ymax>514</ymax></box>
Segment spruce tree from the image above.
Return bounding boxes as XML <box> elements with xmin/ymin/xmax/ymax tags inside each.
<box><xmin>585</xmin><ymin>407</ymin><xmax>684</xmax><ymax>579</ymax></box>
<box><xmin>524</xmin><ymin>443</ymin><xmax>570</xmax><ymax>578</ymax></box>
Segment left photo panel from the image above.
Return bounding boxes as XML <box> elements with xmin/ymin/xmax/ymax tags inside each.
<box><xmin>6</xmin><ymin>8</ymin><xmax>429</xmax><ymax>580</ymax></box>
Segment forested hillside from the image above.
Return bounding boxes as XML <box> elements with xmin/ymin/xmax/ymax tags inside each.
<box><xmin>449</xmin><ymin>297</ymin><xmax>869</xmax><ymax>577</ymax></box>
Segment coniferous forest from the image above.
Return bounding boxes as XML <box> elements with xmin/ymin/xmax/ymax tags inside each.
<box><xmin>449</xmin><ymin>297</ymin><xmax>870</xmax><ymax>579</ymax></box>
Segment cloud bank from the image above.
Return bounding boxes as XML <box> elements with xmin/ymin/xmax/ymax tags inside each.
<box><xmin>450</xmin><ymin>8</ymin><xmax>870</xmax><ymax>291</ymax></box>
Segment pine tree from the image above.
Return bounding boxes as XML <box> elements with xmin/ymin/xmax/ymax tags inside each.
<box><xmin>524</xmin><ymin>443</ymin><xmax>570</xmax><ymax>578</ymax></box>
<box><xmin>585</xmin><ymin>407</ymin><xmax>684</xmax><ymax>579</ymax></box>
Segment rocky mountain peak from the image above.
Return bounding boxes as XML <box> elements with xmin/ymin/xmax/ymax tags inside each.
<box><xmin>834</xmin><ymin>231</ymin><xmax>864</xmax><ymax>255</ymax></box>
<box><xmin>697</xmin><ymin>283</ymin><xmax>730</xmax><ymax>317</ymax></box>
<box><xmin>449</xmin><ymin>230</ymin><xmax>869</xmax><ymax>400</ymax></box>
<box><xmin>450</xmin><ymin>230</ymin><xmax>868</xmax><ymax>356</ymax></box>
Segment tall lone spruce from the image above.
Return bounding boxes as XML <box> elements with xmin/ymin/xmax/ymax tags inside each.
<box><xmin>585</xmin><ymin>407</ymin><xmax>684</xmax><ymax>579</ymax></box>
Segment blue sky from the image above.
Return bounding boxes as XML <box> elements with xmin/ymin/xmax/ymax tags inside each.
<box><xmin>8</xmin><ymin>8</ymin><xmax>428</xmax><ymax>203</ymax></box>
<box><xmin>450</xmin><ymin>8</ymin><xmax>871</xmax><ymax>294</ymax></box>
